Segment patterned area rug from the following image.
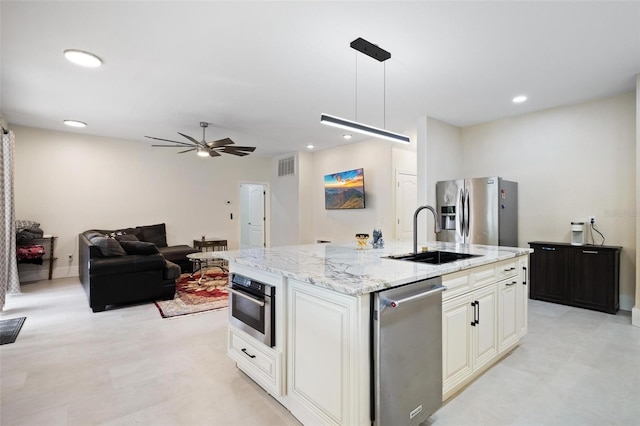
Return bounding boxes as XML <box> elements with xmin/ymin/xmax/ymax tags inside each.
<box><xmin>154</xmin><ymin>267</ymin><xmax>229</xmax><ymax>318</ymax></box>
<box><xmin>0</xmin><ymin>317</ymin><xmax>26</xmax><ymax>345</ymax></box>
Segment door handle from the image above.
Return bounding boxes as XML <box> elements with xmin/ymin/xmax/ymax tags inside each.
<box><xmin>386</xmin><ymin>285</ymin><xmax>447</xmax><ymax>308</ymax></box>
<box><xmin>470</xmin><ymin>301</ymin><xmax>477</xmax><ymax>326</ymax></box>
<box><xmin>523</xmin><ymin>266</ymin><xmax>527</xmax><ymax>286</ymax></box>
<box><xmin>504</xmin><ymin>267</ymin><xmax>516</xmax><ymax>272</ymax></box>
<box><xmin>582</xmin><ymin>250</ymin><xmax>599</xmax><ymax>254</ymax></box>
<box><xmin>541</xmin><ymin>246</ymin><xmax>556</xmax><ymax>251</ymax></box>
<box><xmin>506</xmin><ymin>281</ymin><xmax>517</xmax><ymax>287</ymax></box>
<box><xmin>475</xmin><ymin>299</ymin><xmax>480</xmax><ymax>325</ymax></box>
<box><xmin>228</xmin><ymin>288</ymin><xmax>265</xmax><ymax>307</ymax></box>
<box><xmin>459</xmin><ymin>189</ymin><xmax>465</xmax><ymax>238</ymax></box>
<box><xmin>241</xmin><ymin>348</ymin><xmax>256</xmax><ymax>359</ymax></box>
<box><xmin>464</xmin><ymin>188</ymin><xmax>470</xmax><ymax>238</ymax></box>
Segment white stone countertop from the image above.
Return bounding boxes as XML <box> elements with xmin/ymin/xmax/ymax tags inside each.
<box><xmin>215</xmin><ymin>241</ymin><xmax>532</xmax><ymax>296</ymax></box>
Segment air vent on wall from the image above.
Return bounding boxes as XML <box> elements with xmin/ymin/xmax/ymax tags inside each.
<box><xmin>278</xmin><ymin>156</ymin><xmax>295</xmax><ymax>177</ymax></box>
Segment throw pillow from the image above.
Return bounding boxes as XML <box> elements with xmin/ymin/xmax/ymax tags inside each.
<box><xmin>16</xmin><ymin>220</ymin><xmax>40</xmax><ymax>233</ymax></box>
<box><xmin>89</xmin><ymin>236</ymin><xmax>127</xmax><ymax>257</ymax></box>
<box><xmin>114</xmin><ymin>234</ymin><xmax>139</xmax><ymax>242</ymax></box>
<box><xmin>119</xmin><ymin>241</ymin><xmax>160</xmax><ymax>255</ymax></box>
<box><xmin>84</xmin><ymin>231</ymin><xmax>106</xmax><ymax>240</ymax></box>
<box><xmin>105</xmin><ymin>231</ymin><xmax>125</xmax><ymax>239</ymax></box>
<box><xmin>138</xmin><ymin>223</ymin><xmax>167</xmax><ymax>248</ymax></box>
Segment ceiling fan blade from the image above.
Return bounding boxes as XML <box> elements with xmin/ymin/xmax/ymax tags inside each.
<box><xmin>207</xmin><ymin>137</ymin><xmax>235</xmax><ymax>148</ymax></box>
<box><xmin>145</xmin><ymin>136</ymin><xmax>194</xmax><ymax>147</ymax></box>
<box><xmin>225</xmin><ymin>151</ymin><xmax>250</xmax><ymax>157</ymax></box>
<box><xmin>177</xmin><ymin>132</ymin><xmax>201</xmax><ymax>145</ymax></box>
<box><xmin>209</xmin><ymin>149</ymin><xmax>221</xmax><ymax>157</ymax></box>
<box><xmin>224</xmin><ymin>146</ymin><xmax>256</xmax><ymax>152</ymax></box>
<box><xmin>152</xmin><ymin>144</ymin><xmax>191</xmax><ymax>147</ymax></box>
<box><xmin>177</xmin><ymin>148</ymin><xmax>196</xmax><ymax>154</ymax></box>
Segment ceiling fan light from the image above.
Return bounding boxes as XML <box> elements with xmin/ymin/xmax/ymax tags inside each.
<box><xmin>197</xmin><ymin>147</ymin><xmax>209</xmax><ymax>157</ymax></box>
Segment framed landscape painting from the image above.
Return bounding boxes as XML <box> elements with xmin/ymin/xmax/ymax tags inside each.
<box><xmin>324</xmin><ymin>168</ymin><xmax>365</xmax><ymax>209</ymax></box>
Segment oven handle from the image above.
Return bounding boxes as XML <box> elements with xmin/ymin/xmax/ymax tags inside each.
<box><xmin>228</xmin><ymin>287</ymin><xmax>266</xmax><ymax>307</ymax></box>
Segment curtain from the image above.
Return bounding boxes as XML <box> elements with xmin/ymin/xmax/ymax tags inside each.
<box><xmin>1</xmin><ymin>129</ymin><xmax>20</xmax><ymax>311</ymax></box>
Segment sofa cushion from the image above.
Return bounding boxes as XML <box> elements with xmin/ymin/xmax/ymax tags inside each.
<box><xmin>119</xmin><ymin>240</ymin><xmax>160</xmax><ymax>255</ymax></box>
<box><xmin>89</xmin><ymin>236</ymin><xmax>127</xmax><ymax>257</ymax></box>
<box><xmin>90</xmin><ymin>253</ymin><xmax>166</xmax><ymax>275</ymax></box>
<box><xmin>117</xmin><ymin>227</ymin><xmax>143</xmax><ymax>239</ymax></box>
<box><xmin>115</xmin><ymin>234</ymin><xmax>139</xmax><ymax>242</ymax></box>
<box><xmin>164</xmin><ymin>260</ymin><xmax>181</xmax><ymax>280</ymax></box>
<box><xmin>138</xmin><ymin>223</ymin><xmax>167</xmax><ymax>248</ymax></box>
<box><xmin>159</xmin><ymin>245</ymin><xmax>199</xmax><ymax>263</ymax></box>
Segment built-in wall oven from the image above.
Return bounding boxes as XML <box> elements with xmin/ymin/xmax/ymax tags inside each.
<box><xmin>228</xmin><ymin>273</ymin><xmax>275</xmax><ymax>347</ymax></box>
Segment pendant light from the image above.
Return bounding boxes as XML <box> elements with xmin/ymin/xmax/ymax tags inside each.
<box><xmin>321</xmin><ymin>37</ymin><xmax>410</xmax><ymax>144</ymax></box>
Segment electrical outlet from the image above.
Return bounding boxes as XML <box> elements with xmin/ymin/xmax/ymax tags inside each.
<box><xmin>588</xmin><ymin>215</ymin><xmax>596</xmax><ymax>225</ymax></box>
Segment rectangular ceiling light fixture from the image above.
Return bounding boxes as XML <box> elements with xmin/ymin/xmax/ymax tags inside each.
<box><xmin>320</xmin><ymin>114</ymin><xmax>410</xmax><ymax>144</ymax></box>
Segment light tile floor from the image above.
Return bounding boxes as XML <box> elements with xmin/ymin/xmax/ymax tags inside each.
<box><xmin>1</xmin><ymin>277</ymin><xmax>638</xmax><ymax>426</ymax></box>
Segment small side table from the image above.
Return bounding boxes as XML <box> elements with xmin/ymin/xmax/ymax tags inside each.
<box><xmin>193</xmin><ymin>238</ymin><xmax>228</xmax><ymax>252</ymax></box>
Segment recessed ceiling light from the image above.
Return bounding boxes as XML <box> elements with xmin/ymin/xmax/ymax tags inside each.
<box><xmin>63</xmin><ymin>120</ymin><xmax>87</xmax><ymax>128</ymax></box>
<box><xmin>64</xmin><ymin>49</ymin><xmax>103</xmax><ymax>67</ymax></box>
<box><xmin>512</xmin><ymin>95</ymin><xmax>527</xmax><ymax>103</ymax></box>
<box><xmin>342</xmin><ymin>134</ymin><xmax>352</xmax><ymax>140</ymax></box>
<box><xmin>306</xmin><ymin>144</ymin><xmax>315</xmax><ymax>150</ymax></box>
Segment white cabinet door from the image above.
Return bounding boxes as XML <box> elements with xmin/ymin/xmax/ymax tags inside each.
<box><xmin>498</xmin><ymin>278</ymin><xmax>519</xmax><ymax>353</ymax></box>
<box><xmin>287</xmin><ymin>279</ymin><xmax>368</xmax><ymax>426</ymax></box>
<box><xmin>442</xmin><ymin>294</ymin><xmax>473</xmax><ymax>394</ymax></box>
<box><xmin>472</xmin><ymin>284</ymin><xmax>498</xmax><ymax>370</ymax></box>
<box><xmin>517</xmin><ymin>256</ymin><xmax>529</xmax><ymax>337</ymax></box>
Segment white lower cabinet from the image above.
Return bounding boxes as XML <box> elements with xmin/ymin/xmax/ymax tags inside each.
<box><xmin>517</xmin><ymin>257</ymin><xmax>529</xmax><ymax>337</ymax></box>
<box><xmin>442</xmin><ymin>255</ymin><xmax>528</xmax><ymax>400</ymax></box>
<box><xmin>286</xmin><ymin>278</ymin><xmax>370</xmax><ymax>426</ymax></box>
<box><xmin>498</xmin><ymin>277</ymin><xmax>519</xmax><ymax>353</ymax></box>
<box><xmin>228</xmin><ymin>327</ymin><xmax>284</xmax><ymax>396</ymax></box>
<box><xmin>442</xmin><ymin>284</ymin><xmax>497</xmax><ymax>397</ymax></box>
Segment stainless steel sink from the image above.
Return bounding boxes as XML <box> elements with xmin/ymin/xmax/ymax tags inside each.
<box><xmin>384</xmin><ymin>250</ymin><xmax>480</xmax><ymax>265</ymax></box>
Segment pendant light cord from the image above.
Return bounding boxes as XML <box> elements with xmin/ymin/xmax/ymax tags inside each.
<box><xmin>355</xmin><ymin>52</ymin><xmax>358</xmax><ymax>122</ymax></box>
<box><xmin>384</xmin><ymin>62</ymin><xmax>386</xmax><ymax>129</ymax></box>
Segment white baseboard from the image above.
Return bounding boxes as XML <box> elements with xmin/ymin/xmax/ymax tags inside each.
<box><xmin>632</xmin><ymin>306</ymin><xmax>640</xmax><ymax>328</ymax></box>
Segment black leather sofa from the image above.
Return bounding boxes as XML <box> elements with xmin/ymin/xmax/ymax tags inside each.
<box><xmin>79</xmin><ymin>223</ymin><xmax>198</xmax><ymax>312</ymax></box>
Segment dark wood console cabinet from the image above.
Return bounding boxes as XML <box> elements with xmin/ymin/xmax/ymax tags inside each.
<box><xmin>528</xmin><ymin>242</ymin><xmax>621</xmax><ymax>314</ymax></box>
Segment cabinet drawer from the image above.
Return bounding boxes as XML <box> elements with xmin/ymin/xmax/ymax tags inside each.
<box><xmin>442</xmin><ymin>271</ymin><xmax>471</xmax><ymax>300</ymax></box>
<box><xmin>495</xmin><ymin>260</ymin><xmax>518</xmax><ymax>280</ymax></box>
<box><xmin>471</xmin><ymin>264</ymin><xmax>497</xmax><ymax>288</ymax></box>
<box><xmin>228</xmin><ymin>327</ymin><xmax>284</xmax><ymax>396</ymax></box>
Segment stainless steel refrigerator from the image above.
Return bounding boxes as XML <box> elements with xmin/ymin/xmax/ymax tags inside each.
<box><xmin>436</xmin><ymin>177</ymin><xmax>518</xmax><ymax>246</ymax></box>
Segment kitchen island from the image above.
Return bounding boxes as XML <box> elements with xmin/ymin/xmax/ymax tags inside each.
<box><xmin>216</xmin><ymin>241</ymin><xmax>531</xmax><ymax>426</ymax></box>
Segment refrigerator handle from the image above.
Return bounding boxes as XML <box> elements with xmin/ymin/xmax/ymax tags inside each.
<box><xmin>464</xmin><ymin>187</ymin><xmax>470</xmax><ymax>238</ymax></box>
<box><xmin>459</xmin><ymin>189</ymin><xmax>465</xmax><ymax>239</ymax></box>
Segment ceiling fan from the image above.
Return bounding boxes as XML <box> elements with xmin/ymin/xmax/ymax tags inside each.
<box><xmin>146</xmin><ymin>122</ymin><xmax>256</xmax><ymax>158</ymax></box>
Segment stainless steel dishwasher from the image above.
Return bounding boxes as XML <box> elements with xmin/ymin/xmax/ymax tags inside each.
<box><xmin>372</xmin><ymin>277</ymin><xmax>445</xmax><ymax>426</ymax></box>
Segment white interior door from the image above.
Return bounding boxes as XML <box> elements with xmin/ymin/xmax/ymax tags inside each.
<box><xmin>240</xmin><ymin>184</ymin><xmax>265</xmax><ymax>249</ymax></box>
<box><xmin>395</xmin><ymin>171</ymin><xmax>417</xmax><ymax>241</ymax></box>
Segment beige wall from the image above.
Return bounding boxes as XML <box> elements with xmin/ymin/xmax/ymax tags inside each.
<box><xmin>13</xmin><ymin>125</ymin><xmax>271</xmax><ymax>281</ymax></box>
<box><xmin>460</xmin><ymin>92</ymin><xmax>636</xmax><ymax>311</ymax></box>
<box><xmin>311</xmin><ymin>138</ymin><xmax>396</xmax><ymax>244</ymax></box>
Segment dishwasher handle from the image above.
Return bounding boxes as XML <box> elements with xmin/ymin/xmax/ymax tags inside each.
<box><xmin>387</xmin><ymin>285</ymin><xmax>447</xmax><ymax>308</ymax></box>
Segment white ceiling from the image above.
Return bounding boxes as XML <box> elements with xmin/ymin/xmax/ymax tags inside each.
<box><xmin>1</xmin><ymin>1</ymin><xmax>639</xmax><ymax>157</ymax></box>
